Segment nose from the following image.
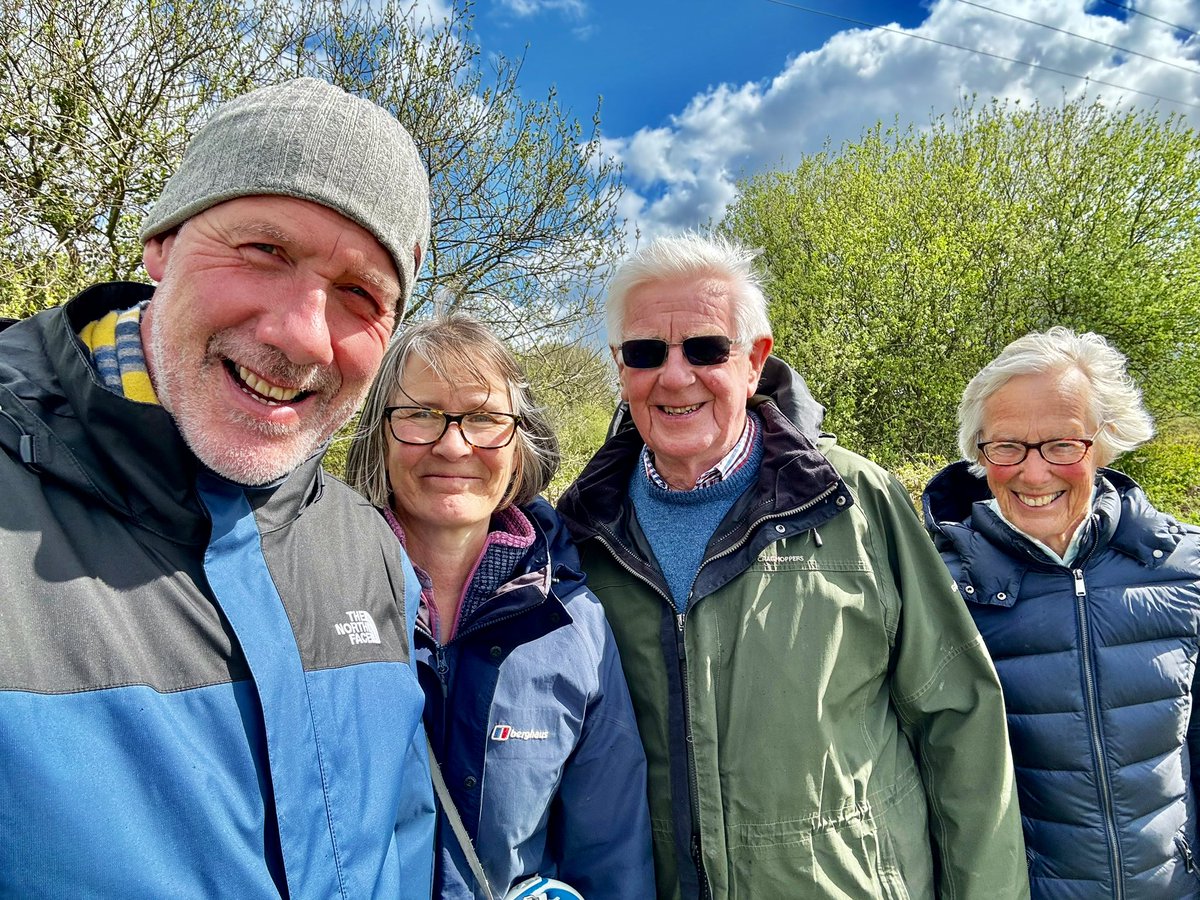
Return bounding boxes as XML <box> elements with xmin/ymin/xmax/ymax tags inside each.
<box><xmin>431</xmin><ymin>422</ymin><xmax>473</xmax><ymax>460</ymax></box>
<box><xmin>1018</xmin><ymin>449</ymin><xmax>1055</xmax><ymax>485</ymax></box>
<box><xmin>256</xmin><ymin>282</ymin><xmax>335</xmax><ymax>367</ymax></box>
<box><xmin>658</xmin><ymin>344</ymin><xmax>697</xmax><ymax>388</ymax></box>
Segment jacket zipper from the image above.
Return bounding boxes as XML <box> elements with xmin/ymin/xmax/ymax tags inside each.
<box><xmin>1179</xmin><ymin>835</ymin><xmax>1196</xmax><ymax>874</ymax></box>
<box><xmin>424</xmin><ymin>584</ymin><xmax>561</xmax><ymax>737</ymax></box>
<box><xmin>676</xmin><ymin>610</ymin><xmax>712</xmax><ymax>900</ymax></box>
<box><xmin>1073</xmin><ymin>565</ymin><xmax>1125</xmax><ymax>899</ymax></box>
<box><xmin>589</xmin><ymin>480</ymin><xmax>842</xmax><ymax>900</ymax></box>
<box><xmin>434</xmin><ymin>644</ymin><xmax>450</xmax><ymax>699</ymax></box>
<box><xmin>592</xmin><ymin>534</ymin><xmax>711</xmax><ymax>898</ymax></box>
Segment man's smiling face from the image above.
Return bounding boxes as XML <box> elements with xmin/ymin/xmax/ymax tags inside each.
<box><xmin>141</xmin><ymin>195</ymin><xmax>400</xmax><ymax>485</ymax></box>
<box><xmin>616</xmin><ymin>273</ymin><xmax>770</xmax><ymax>490</ymax></box>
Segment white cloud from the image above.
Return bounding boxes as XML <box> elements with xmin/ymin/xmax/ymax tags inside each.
<box><xmin>610</xmin><ymin>0</ymin><xmax>1200</xmax><ymax>241</ymax></box>
<box><xmin>410</xmin><ymin>0</ymin><xmax>453</xmax><ymax>21</ymax></box>
<box><xmin>499</xmin><ymin>0</ymin><xmax>587</xmax><ymax>17</ymax></box>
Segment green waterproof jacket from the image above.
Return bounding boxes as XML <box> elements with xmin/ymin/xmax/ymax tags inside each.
<box><xmin>556</xmin><ymin>358</ymin><xmax>1028</xmax><ymax>900</ymax></box>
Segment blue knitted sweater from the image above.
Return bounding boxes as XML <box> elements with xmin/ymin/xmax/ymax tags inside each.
<box><xmin>629</xmin><ymin>435</ymin><xmax>763</xmax><ymax>612</ymax></box>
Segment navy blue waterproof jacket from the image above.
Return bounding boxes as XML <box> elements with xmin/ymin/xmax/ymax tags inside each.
<box><xmin>415</xmin><ymin>497</ymin><xmax>654</xmax><ymax>899</ymax></box>
<box><xmin>0</xmin><ymin>284</ymin><xmax>435</xmax><ymax>898</ymax></box>
<box><xmin>923</xmin><ymin>461</ymin><xmax>1200</xmax><ymax>899</ymax></box>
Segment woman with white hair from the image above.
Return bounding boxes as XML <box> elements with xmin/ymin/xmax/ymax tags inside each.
<box><xmin>922</xmin><ymin>326</ymin><xmax>1200</xmax><ymax>899</ymax></box>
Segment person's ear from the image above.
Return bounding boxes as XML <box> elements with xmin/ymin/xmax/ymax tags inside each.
<box><xmin>142</xmin><ymin>233</ymin><xmax>177</xmax><ymax>282</ymax></box>
<box><xmin>611</xmin><ymin>346</ymin><xmax>631</xmax><ymax>401</ymax></box>
<box><xmin>744</xmin><ymin>336</ymin><xmax>774</xmax><ymax>396</ymax></box>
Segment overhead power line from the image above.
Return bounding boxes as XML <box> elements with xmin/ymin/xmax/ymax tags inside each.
<box><xmin>955</xmin><ymin>0</ymin><xmax>1200</xmax><ymax>77</ymax></box>
<box><xmin>1097</xmin><ymin>0</ymin><xmax>1200</xmax><ymax>42</ymax></box>
<box><xmin>762</xmin><ymin>0</ymin><xmax>1200</xmax><ymax>111</ymax></box>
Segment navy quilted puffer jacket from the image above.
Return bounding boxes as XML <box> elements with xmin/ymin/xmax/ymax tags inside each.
<box><xmin>924</xmin><ymin>462</ymin><xmax>1200</xmax><ymax>899</ymax></box>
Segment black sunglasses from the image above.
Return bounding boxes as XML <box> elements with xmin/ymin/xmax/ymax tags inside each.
<box><xmin>619</xmin><ymin>335</ymin><xmax>733</xmax><ymax>369</ymax></box>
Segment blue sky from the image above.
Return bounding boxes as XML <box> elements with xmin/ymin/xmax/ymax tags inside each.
<box><xmin>476</xmin><ymin>1</ymin><xmax>930</xmax><ymax>134</ymax></box>
<box><xmin>463</xmin><ymin>0</ymin><xmax>1200</xmax><ymax>239</ymax></box>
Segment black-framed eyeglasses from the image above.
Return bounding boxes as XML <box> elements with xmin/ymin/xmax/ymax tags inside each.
<box><xmin>384</xmin><ymin>406</ymin><xmax>522</xmax><ymax>449</ymax></box>
<box><xmin>619</xmin><ymin>335</ymin><xmax>734</xmax><ymax>369</ymax></box>
<box><xmin>977</xmin><ymin>426</ymin><xmax>1103</xmax><ymax>467</ymax></box>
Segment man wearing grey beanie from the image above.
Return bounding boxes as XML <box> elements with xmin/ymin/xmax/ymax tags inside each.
<box><xmin>0</xmin><ymin>78</ymin><xmax>436</xmax><ymax>898</ymax></box>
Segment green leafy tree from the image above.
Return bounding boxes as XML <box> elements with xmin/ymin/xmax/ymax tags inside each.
<box><xmin>723</xmin><ymin>98</ymin><xmax>1200</xmax><ymax>519</ymax></box>
<box><xmin>0</xmin><ymin>0</ymin><xmax>286</xmax><ymax>315</ymax></box>
<box><xmin>517</xmin><ymin>341</ymin><xmax>616</xmax><ymax>500</ymax></box>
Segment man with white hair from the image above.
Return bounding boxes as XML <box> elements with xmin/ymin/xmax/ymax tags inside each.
<box><xmin>558</xmin><ymin>232</ymin><xmax>1029</xmax><ymax>899</ymax></box>
<box><xmin>0</xmin><ymin>78</ymin><xmax>435</xmax><ymax>898</ymax></box>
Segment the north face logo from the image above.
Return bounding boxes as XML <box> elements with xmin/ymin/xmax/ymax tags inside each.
<box><xmin>334</xmin><ymin>610</ymin><xmax>380</xmax><ymax>645</ymax></box>
<box><xmin>491</xmin><ymin>723</ymin><xmax>549</xmax><ymax>741</ymax></box>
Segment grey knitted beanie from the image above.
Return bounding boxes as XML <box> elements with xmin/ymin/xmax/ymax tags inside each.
<box><xmin>141</xmin><ymin>77</ymin><xmax>430</xmax><ymax>314</ymax></box>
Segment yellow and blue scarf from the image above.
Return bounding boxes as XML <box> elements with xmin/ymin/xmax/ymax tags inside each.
<box><xmin>78</xmin><ymin>304</ymin><xmax>158</xmax><ymax>404</ymax></box>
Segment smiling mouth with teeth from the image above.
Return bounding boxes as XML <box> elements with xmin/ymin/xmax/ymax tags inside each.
<box><xmin>229</xmin><ymin>362</ymin><xmax>308</xmax><ymax>406</ymax></box>
<box><xmin>661</xmin><ymin>403</ymin><xmax>702</xmax><ymax>415</ymax></box>
<box><xmin>1016</xmin><ymin>491</ymin><xmax>1064</xmax><ymax>508</ymax></box>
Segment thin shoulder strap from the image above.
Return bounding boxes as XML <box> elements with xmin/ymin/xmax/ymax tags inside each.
<box><xmin>426</xmin><ymin>733</ymin><xmax>498</xmax><ymax>900</ymax></box>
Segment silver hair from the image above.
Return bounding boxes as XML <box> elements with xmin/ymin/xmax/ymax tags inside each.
<box><xmin>957</xmin><ymin>326</ymin><xmax>1155</xmax><ymax>474</ymax></box>
<box><xmin>605</xmin><ymin>232</ymin><xmax>773</xmax><ymax>348</ymax></box>
<box><xmin>344</xmin><ymin>314</ymin><xmax>559</xmax><ymax>509</ymax></box>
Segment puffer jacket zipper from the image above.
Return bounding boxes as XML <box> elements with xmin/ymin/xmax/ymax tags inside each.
<box><xmin>1073</xmin><ymin>562</ymin><xmax>1125</xmax><ymax>899</ymax></box>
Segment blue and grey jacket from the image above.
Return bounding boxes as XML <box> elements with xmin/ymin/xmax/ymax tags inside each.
<box><xmin>924</xmin><ymin>461</ymin><xmax>1200</xmax><ymax>899</ymax></box>
<box><xmin>0</xmin><ymin>283</ymin><xmax>435</xmax><ymax>899</ymax></box>
<box><xmin>417</xmin><ymin>498</ymin><xmax>654</xmax><ymax>899</ymax></box>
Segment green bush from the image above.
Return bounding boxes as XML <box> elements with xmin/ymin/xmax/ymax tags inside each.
<box><xmin>889</xmin><ymin>454</ymin><xmax>953</xmax><ymax>516</ymax></box>
<box><xmin>1109</xmin><ymin>421</ymin><xmax>1200</xmax><ymax>525</ymax></box>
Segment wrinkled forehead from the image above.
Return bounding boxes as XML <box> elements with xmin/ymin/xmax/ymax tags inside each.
<box><xmin>622</xmin><ymin>274</ymin><xmax>737</xmax><ymax>336</ymax></box>
<box><xmin>984</xmin><ymin>367</ymin><xmax>1095</xmax><ymax>431</ymax></box>
<box><xmin>179</xmin><ymin>195</ymin><xmax>402</xmax><ymax>294</ymax></box>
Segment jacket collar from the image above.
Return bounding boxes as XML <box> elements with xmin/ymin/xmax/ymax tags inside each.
<box><xmin>558</xmin><ymin>356</ymin><xmax>850</xmax><ymax>555</ymax></box>
<box><xmin>0</xmin><ymin>283</ymin><xmax>325</xmax><ymax>545</ymax></box>
<box><xmin>417</xmin><ymin>498</ymin><xmax>579</xmax><ymax>645</ymax></box>
<box><xmin>923</xmin><ymin>460</ymin><xmax>1186</xmax><ymax>606</ymax></box>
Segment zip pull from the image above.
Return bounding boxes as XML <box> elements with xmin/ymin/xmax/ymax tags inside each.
<box><xmin>1181</xmin><ymin>836</ymin><xmax>1196</xmax><ymax>873</ymax></box>
<box><xmin>810</xmin><ymin>527</ymin><xmax>823</xmax><ymax>548</ymax></box>
<box><xmin>0</xmin><ymin>403</ymin><xmax>38</xmax><ymax>465</ymax></box>
<box><xmin>676</xmin><ymin>613</ymin><xmax>687</xmax><ymax>656</ymax></box>
<box><xmin>1072</xmin><ymin>568</ymin><xmax>1086</xmax><ymax>597</ymax></box>
<box><xmin>435</xmin><ymin>646</ymin><xmax>450</xmax><ymax>698</ymax></box>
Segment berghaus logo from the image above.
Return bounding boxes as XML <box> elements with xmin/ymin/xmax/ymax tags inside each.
<box><xmin>491</xmin><ymin>724</ymin><xmax>549</xmax><ymax>741</ymax></box>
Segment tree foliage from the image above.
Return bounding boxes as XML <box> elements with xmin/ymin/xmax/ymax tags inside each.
<box><xmin>0</xmin><ymin>0</ymin><xmax>625</xmax><ymax>352</ymax></box>
<box><xmin>723</xmin><ymin>98</ymin><xmax>1200</xmax><ymax>518</ymax></box>
<box><xmin>517</xmin><ymin>341</ymin><xmax>616</xmax><ymax>500</ymax></box>
<box><xmin>0</xmin><ymin>0</ymin><xmax>281</xmax><ymax>316</ymax></box>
